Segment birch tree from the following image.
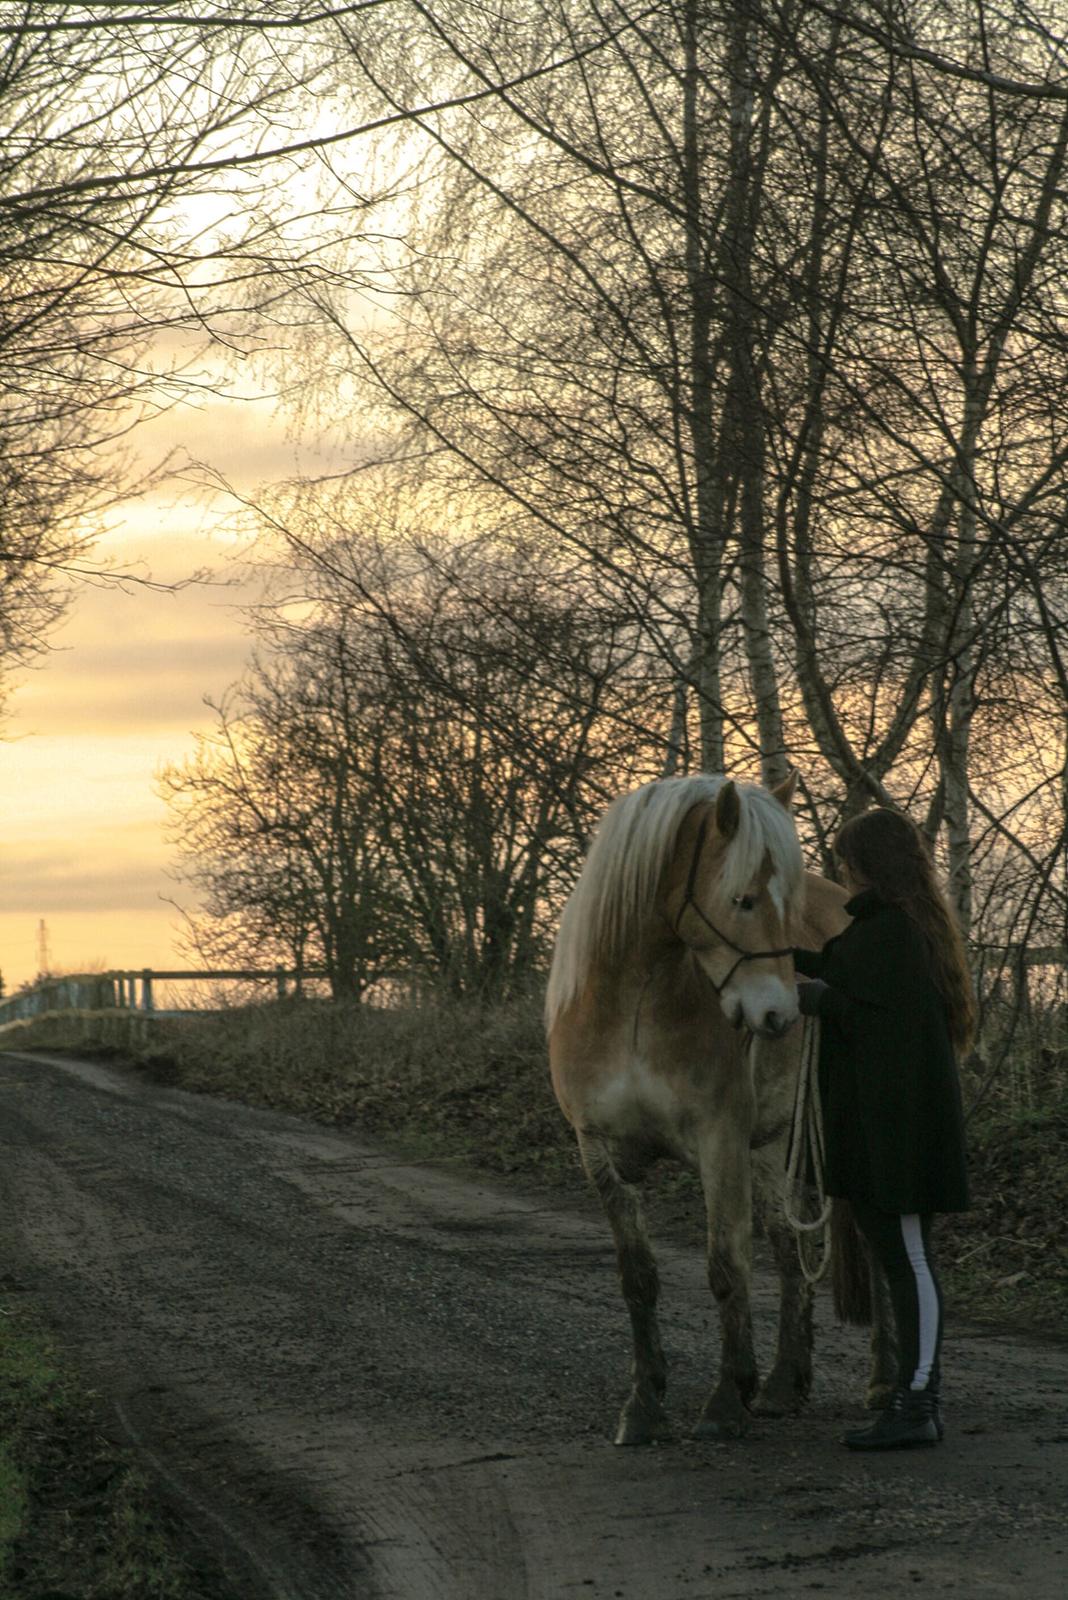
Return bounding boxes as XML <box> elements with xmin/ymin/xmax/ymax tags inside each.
<box><xmin>289</xmin><ymin>0</ymin><xmax>816</xmax><ymax>776</ymax></box>
<box><xmin>766</xmin><ymin>0</ymin><xmax>1068</xmax><ymax>938</ymax></box>
<box><xmin>256</xmin><ymin>0</ymin><xmax>1067</xmax><ymax>974</ymax></box>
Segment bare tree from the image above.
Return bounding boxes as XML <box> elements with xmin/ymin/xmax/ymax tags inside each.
<box><xmin>0</xmin><ymin>2</ymin><xmax>401</xmax><ymax>701</ymax></box>
<box><xmin>165</xmin><ymin>475</ymin><xmax>660</xmax><ymax>998</ymax></box>
<box><xmin>161</xmin><ymin>631</ymin><xmax>408</xmax><ymax>1002</ymax></box>
<box><xmin>763</xmin><ymin>0</ymin><xmax>1068</xmax><ymax>948</ymax></box>
<box><xmin>274</xmin><ymin>0</ymin><xmax>1067</xmax><ymax>965</ymax></box>
<box><xmin>285</xmin><ymin>1</ymin><xmax>790</xmax><ymax>772</ymax></box>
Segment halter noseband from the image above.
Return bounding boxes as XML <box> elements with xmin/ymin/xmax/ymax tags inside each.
<box><xmin>672</xmin><ymin>814</ymin><xmax>794</xmax><ymax>994</ymax></box>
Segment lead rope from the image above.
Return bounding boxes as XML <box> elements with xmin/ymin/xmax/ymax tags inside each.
<box><xmin>782</xmin><ymin>1017</ymin><xmax>832</xmax><ymax>1284</ymax></box>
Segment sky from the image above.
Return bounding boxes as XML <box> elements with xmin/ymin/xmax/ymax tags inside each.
<box><xmin>0</xmin><ymin>391</ymin><xmax>292</xmax><ymax>995</ymax></box>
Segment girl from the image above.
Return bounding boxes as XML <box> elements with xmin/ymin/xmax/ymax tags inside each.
<box><xmin>794</xmin><ymin>807</ymin><xmax>974</xmax><ymax>1451</ymax></box>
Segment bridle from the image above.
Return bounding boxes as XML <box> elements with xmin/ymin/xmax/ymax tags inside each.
<box><xmin>671</xmin><ymin>814</ymin><xmax>794</xmax><ymax>995</ymax></box>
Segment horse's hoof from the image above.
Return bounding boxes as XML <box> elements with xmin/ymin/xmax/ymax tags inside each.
<box><xmin>614</xmin><ymin>1419</ymin><xmax>671</xmax><ymax>1446</ymax></box>
<box><xmin>752</xmin><ymin>1378</ymin><xmax>808</xmax><ymax>1418</ymax></box>
<box><xmin>614</xmin><ymin>1397</ymin><xmax>672</xmax><ymax>1446</ymax></box>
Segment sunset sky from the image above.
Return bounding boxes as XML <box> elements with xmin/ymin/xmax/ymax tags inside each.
<box><xmin>0</xmin><ymin>390</ymin><xmax>296</xmax><ymax>995</ymax></box>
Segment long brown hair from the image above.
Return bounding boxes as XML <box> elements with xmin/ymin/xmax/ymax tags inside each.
<box><xmin>833</xmin><ymin>808</ymin><xmax>977</xmax><ymax>1053</ymax></box>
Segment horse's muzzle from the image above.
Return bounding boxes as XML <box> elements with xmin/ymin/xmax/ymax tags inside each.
<box><xmin>729</xmin><ymin>1006</ymin><xmax>793</xmax><ymax>1039</ymax></box>
<box><xmin>753</xmin><ymin>1009</ymin><xmax>796</xmax><ymax>1041</ymax></box>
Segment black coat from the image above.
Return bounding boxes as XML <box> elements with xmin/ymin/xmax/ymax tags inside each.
<box><xmin>794</xmin><ymin>888</ymin><xmax>970</xmax><ymax>1214</ymax></box>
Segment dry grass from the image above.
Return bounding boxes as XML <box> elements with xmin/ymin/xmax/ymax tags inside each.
<box><xmin>162</xmin><ymin>995</ymin><xmax>566</xmax><ymax>1165</ymax></box>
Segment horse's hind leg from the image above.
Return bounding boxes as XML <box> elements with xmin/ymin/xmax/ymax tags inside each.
<box><xmin>578</xmin><ymin>1132</ymin><xmax>669</xmax><ymax>1446</ymax></box>
<box><xmin>867</xmin><ymin>1258</ymin><xmax>897</xmax><ymax>1408</ymax></box>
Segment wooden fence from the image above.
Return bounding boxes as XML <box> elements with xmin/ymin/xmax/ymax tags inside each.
<box><xmin>0</xmin><ymin>968</ymin><xmax>327</xmax><ymax>1029</ymax></box>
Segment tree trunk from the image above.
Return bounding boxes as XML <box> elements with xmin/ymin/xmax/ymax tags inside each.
<box><xmin>936</xmin><ymin>375</ymin><xmax>984</xmax><ymax>938</ymax></box>
<box><xmin>722</xmin><ymin>0</ymin><xmax>786</xmax><ymax>785</ymax></box>
<box><xmin>682</xmin><ymin>0</ymin><xmax>726</xmax><ymax>774</ymax></box>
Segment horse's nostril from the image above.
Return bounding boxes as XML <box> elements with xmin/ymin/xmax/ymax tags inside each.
<box><xmin>764</xmin><ymin>1010</ymin><xmax>789</xmax><ymax>1038</ymax></box>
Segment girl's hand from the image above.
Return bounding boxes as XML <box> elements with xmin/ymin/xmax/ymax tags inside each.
<box><xmin>796</xmin><ymin>979</ymin><xmax>829</xmax><ymax>1017</ymax></box>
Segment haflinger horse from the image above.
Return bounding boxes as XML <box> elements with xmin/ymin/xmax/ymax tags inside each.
<box><xmin>546</xmin><ymin>771</ymin><xmax>893</xmax><ymax>1445</ymax></box>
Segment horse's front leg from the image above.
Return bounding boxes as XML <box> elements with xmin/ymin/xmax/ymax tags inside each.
<box><xmin>694</xmin><ymin>1116</ymin><xmax>759</xmax><ymax>1439</ymax></box>
<box><xmin>752</xmin><ymin>1140</ymin><xmax>814</xmax><ymax>1414</ymax></box>
<box><xmin>578</xmin><ymin>1132</ymin><xmax>670</xmax><ymax>1446</ymax></box>
<box><xmin>749</xmin><ymin>1031</ymin><xmax>814</xmax><ymax>1415</ymax></box>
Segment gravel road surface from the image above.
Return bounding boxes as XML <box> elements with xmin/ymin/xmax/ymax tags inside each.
<box><xmin>0</xmin><ymin>1049</ymin><xmax>1064</xmax><ymax>1599</ymax></box>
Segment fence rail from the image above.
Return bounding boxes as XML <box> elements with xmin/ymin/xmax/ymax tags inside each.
<box><xmin>0</xmin><ymin>968</ymin><xmax>327</xmax><ymax>1029</ymax></box>
<box><xmin>1</xmin><ymin>943</ymin><xmax>1062</xmax><ymax>1033</ymax></box>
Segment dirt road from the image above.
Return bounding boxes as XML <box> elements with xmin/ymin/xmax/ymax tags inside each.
<box><xmin>0</xmin><ymin>1049</ymin><xmax>1064</xmax><ymax>1599</ymax></box>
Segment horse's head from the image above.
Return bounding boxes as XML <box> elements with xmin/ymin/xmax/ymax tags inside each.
<box><xmin>663</xmin><ymin>774</ymin><xmax>803</xmax><ymax>1040</ymax></box>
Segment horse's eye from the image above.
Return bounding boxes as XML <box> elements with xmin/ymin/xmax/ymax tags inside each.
<box><xmin>734</xmin><ymin>894</ymin><xmax>756</xmax><ymax>912</ymax></box>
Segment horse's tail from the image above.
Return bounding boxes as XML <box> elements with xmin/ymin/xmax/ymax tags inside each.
<box><xmin>830</xmin><ymin>1198</ymin><xmax>873</xmax><ymax>1325</ymax></box>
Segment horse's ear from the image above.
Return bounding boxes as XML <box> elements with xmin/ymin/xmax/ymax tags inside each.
<box><xmin>714</xmin><ymin>780</ymin><xmax>740</xmax><ymax>839</ymax></box>
<box><xmin>771</xmin><ymin>769</ymin><xmax>798</xmax><ymax>810</ymax></box>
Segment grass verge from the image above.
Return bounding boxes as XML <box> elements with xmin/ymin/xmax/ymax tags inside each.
<box><xmin>0</xmin><ymin>1301</ymin><xmax>233</xmax><ymax>1599</ymax></box>
<box><xmin>938</xmin><ymin>1097</ymin><xmax>1068</xmax><ymax>1338</ymax></box>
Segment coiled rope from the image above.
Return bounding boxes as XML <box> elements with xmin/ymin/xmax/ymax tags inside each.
<box><xmin>782</xmin><ymin>1017</ymin><xmax>832</xmax><ymax>1284</ymax></box>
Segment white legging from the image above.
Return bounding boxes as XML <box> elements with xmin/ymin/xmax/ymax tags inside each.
<box><xmin>899</xmin><ymin>1214</ymin><xmax>941</xmax><ymax>1389</ymax></box>
<box><xmin>852</xmin><ymin>1202</ymin><xmax>944</xmax><ymax>1392</ymax></box>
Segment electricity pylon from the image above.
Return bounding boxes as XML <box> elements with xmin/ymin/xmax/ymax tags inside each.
<box><xmin>36</xmin><ymin>918</ymin><xmax>52</xmax><ymax>977</ymax></box>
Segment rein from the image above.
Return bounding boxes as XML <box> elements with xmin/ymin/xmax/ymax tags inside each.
<box><xmin>672</xmin><ymin>815</ymin><xmax>794</xmax><ymax>992</ymax></box>
<box><xmin>782</xmin><ymin>1017</ymin><xmax>832</xmax><ymax>1283</ymax></box>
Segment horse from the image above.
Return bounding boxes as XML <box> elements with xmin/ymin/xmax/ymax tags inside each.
<box><xmin>546</xmin><ymin>771</ymin><xmax>894</xmax><ymax>1444</ymax></box>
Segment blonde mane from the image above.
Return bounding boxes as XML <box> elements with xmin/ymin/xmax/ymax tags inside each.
<box><xmin>545</xmin><ymin>775</ymin><xmax>802</xmax><ymax>1029</ymax></box>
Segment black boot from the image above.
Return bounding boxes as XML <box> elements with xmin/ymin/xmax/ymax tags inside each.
<box><xmin>843</xmin><ymin>1387</ymin><xmax>940</xmax><ymax>1451</ymax></box>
